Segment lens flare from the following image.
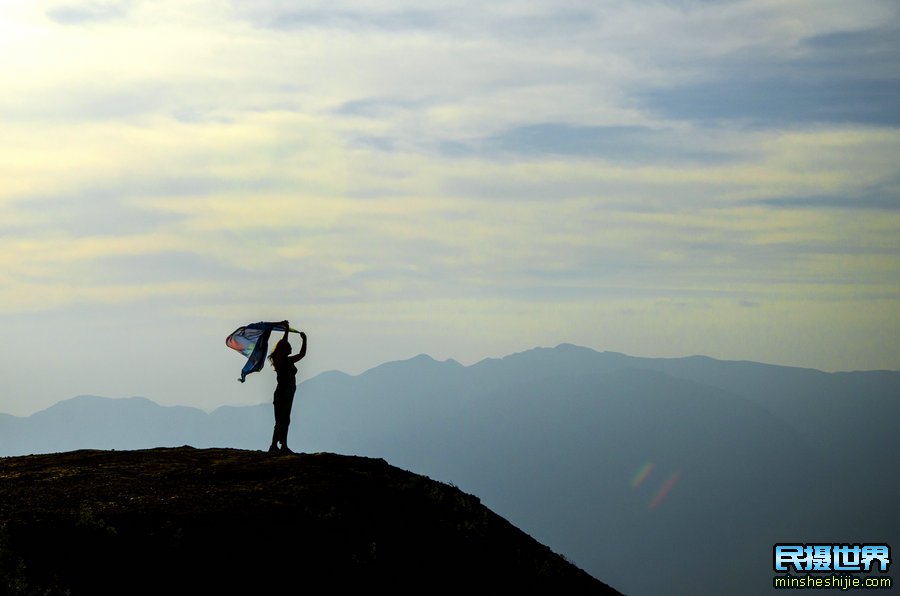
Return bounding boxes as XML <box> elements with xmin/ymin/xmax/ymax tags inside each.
<box><xmin>649</xmin><ymin>472</ymin><xmax>680</xmax><ymax>510</ymax></box>
<box><xmin>631</xmin><ymin>461</ymin><xmax>654</xmax><ymax>489</ymax></box>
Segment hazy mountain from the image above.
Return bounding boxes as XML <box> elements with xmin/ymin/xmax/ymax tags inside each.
<box><xmin>2</xmin><ymin>345</ymin><xmax>897</xmax><ymax>595</ymax></box>
<box><xmin>0</xmin><ymin>447</ymin><xmax>616</xmax><ymax>594</ymax></box>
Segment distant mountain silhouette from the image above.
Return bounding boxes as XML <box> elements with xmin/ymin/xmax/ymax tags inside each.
<box><xmin>2</xmin><ymin>345</ymin><xmax>898</xmax><ymax>595</ymax></box>
<box><xmin>0</xmin><ymin>447</ymin><xmax>616</xmax><ymax>595</ymax></box>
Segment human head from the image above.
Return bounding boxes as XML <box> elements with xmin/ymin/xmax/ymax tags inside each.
<box><xmin>268</xmin><ymin>339</ymin><xmax>291</xmax><ymax>367</ymax></box>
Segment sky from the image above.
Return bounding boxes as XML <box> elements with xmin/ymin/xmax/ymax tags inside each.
<box><xmin>1</xmin><ymin>0</ymin><xmax>898</xmax><ymax>416</ymax></box>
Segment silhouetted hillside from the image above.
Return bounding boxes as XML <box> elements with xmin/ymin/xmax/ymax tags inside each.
<box><xmin>0</xmin><ymin>447</ymin><xmax>618</xmax><ymax>595</ymax></box>
<box><xmin>2</xmin><ymin>345</ymin><xmax>898</xmax><ymax>594</ymax></box>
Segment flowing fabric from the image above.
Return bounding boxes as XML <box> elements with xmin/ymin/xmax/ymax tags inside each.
<box><xmin>226</xmin><ymin>321</ymin><xmax>298</xmax><ymax>382</ymax></box>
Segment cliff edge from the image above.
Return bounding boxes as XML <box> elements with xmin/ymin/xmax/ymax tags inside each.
<box><xmin>0</xmin><ymin>447</ymin><xmax>619</xmax><ymax>595</ymax></box>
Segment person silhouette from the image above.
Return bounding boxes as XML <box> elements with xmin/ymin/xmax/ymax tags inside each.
<box><xmin>267</xmin><ymin>321</ymin><xmax>307</xmax><ymax>453</ymax></box>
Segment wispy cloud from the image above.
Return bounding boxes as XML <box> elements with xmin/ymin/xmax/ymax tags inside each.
<box><xmin>46</xmin><ymin>1</ymin><xmax>133</xmax><ymax>25</ymax></box>
<box><xmin>0</xmin><ymin>0</ymin><xmax>897</xmax><ymax>414</ymax></box>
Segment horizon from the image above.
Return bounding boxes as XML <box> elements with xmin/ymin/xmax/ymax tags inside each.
<box><xmin>1</xmin><ymin>2</ymin><xmax>898</xmax><ymax>417</ymax></box>
<box><xmin>6</xmin><ymin>342</ymin><xmax>898</xmax><ymax>418</ymax></box>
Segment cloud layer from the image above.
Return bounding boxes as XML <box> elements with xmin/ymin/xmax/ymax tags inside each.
<box><xmin>1</xmin><ymin>0</ymin><xmax>898</xmax><ymax>413</ymax></box>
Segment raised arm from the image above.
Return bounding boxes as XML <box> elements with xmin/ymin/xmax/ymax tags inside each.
<box><xmin>279</xmin><ymin>320</ymin><xmax>290</xmax><ymax>342</ymax></box>
<box><xmin>289</xmin><ymin>331</ymin><xmax>307</xmax><ymax>363</ymax></box>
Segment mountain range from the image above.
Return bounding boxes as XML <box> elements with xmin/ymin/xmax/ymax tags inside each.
<box><xmin>2</xmin><ymin>344</ymin><xmax>897</xmax><ymax>595</ymax></box>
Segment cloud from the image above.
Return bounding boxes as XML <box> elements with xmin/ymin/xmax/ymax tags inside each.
<box><xmin>46</xmin><ymin>1</ymin><xmax>132</xmax><ymax>25</ymax></box>
<box><xmin>12</xmin><ymin>193</ymin><xmax>185</xmax><ymax>237</ymax></box>
<box><xmin>239</xmin><ymin>7</ymin><xmax>440</xmax><ymax>32</ymax></box>
<box><xmin>0</xmin><ymin>0</ymin><xmax>898</xmax><ymax>400</ymax></box>
<box><xmin>233</xmin><ymin>1</ymin><xmax>596</xmax><ymax>37</ymax></box>
<box><xmin>639</xmin><ymin>71</ymin><xmax>900</xmax><ymax>127</ymax></box>
<box><xmin>753</xmin><ymin>194</ymin><xmax>900</xmax><ymax>211</ymax></box>
<box><xmin>465</xmin><ymin>123</ymin><xmax>737</xmax><ymax>164</ymax></box>
<box><xmin>635</xmin><ymin>15</ymin><xmax>900</xmax><ymax>126</ymax></box>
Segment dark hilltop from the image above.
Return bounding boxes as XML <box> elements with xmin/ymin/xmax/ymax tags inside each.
<box><xmin>0</xmin><ymin>447</ymin><xmax>618</xmax><ymax>595</ymax></box>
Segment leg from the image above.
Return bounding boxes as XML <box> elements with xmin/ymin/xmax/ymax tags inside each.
<box><xmin>268</xmin><ymin>418</ymin><xmax>279</xmax><ymax>452</ymax></box>
<box><xmin>278</xmin><ymin>387</ymin><xmax>296</xmax><ymax>452</ymax></box>
<box><xmin>270</xmin><ymin>385</ymin><xmax>288</xmax><ymax>452</ymax></box>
